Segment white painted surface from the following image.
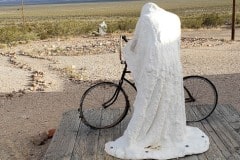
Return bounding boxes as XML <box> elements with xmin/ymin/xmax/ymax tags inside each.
<box><xmin>105</xmin><ymin>3</ymin><xmax>209</xmax><ymax>159</ymax></box>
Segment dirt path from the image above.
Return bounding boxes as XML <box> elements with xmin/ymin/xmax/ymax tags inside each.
<box><xmin>0</xmin><ymin>28</ymin><xmax>240</xmax><ymax>160</ymax></box>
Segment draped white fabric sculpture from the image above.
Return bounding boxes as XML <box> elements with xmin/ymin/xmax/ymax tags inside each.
<box><xmin>105</xmin><ymin>3</ymin><xmax>209</xmax><ymax>159</ymax></box>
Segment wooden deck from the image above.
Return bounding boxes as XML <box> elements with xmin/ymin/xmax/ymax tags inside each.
<box><xmin>44</xmin><ymin>105</ymin><xmax>240</xmax><ymax>160</ymax></box>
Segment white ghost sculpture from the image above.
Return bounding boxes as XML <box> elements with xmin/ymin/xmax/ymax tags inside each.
<box><xmin>105</xmin><ymin>3</ymin><xmax>209</xmax><ymax>160</ymax></box>
<box><xmin>99</xmin><ymin>21</ymin><xmax>107</xmax><ymax>35</ymax></box>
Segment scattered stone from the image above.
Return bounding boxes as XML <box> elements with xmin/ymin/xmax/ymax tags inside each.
<box><xmin>21</xmin><ymin>115</ymin><xmax>30</xmax><ymax>119</ymax></box>
<box><xmin>5</xmin><ymin>93</ymin><xmax>14</xmax><ymax>99</ymax></box>
<box><xmin>31</xmin><ymin>132</ymin><xmax>48</xmax><ymax>146</ymax></box>
<box><xmin>27</xmin><ymin>70</ymin><xmax>51</xmax><ymax>92</ymax></box>
<box><xmin>18</xmin><ymin>40</ymin><xmax>27</xmax><ymax>44</ymax></box>
<box><xmin>31</xmin><ymin>128</ymin><xmax>57</xmax><ymax>146</ymax></box>
<box><xmin>0</xmin><ymin>34</ymin><xmax>230</xmax><ymax>95</ymax></box>
<box><xmin>181</xmin><ymin>37</ymin><xmax>225</xmax><ymax>48</ymax></box>
<box><xmin>17</xmin><ymin>50</ymin><xmax>25</xmax><ymax>55</ymax></box>
<box><xmin>19</xmin><ymin>89</ymin><xmax>28</xmax><ymax>94</ymax></box>
<box><xmin>47</xmin><ymin>129</ymin><xmax>56</xmax><ymax>139</ymax></box>
<box><xmin>71</xmin><ymin>65</ymin><xmax>76</xmax><ymax>69</ymax></box>
<box><xmin>29</xmin><ymin>87</ymin><xmax>35</xmax><ymax>91</ymax></box>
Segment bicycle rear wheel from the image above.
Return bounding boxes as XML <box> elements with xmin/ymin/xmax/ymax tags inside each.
<box><xmin>184</xmin><ymin>76</ymin><xmax>218</xmax><ymax>122</ymax></box>
<box><xmin>79</xmin><ymin>82</ymin><xmax>130</xmax><ymax>129</ymax></box>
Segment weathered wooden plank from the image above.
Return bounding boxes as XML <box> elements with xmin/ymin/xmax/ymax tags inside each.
<box><xmin>191</xmin><ymin>106</ymin><xmax>230</xmax><ymax>159</ymax></box>
<box><xmin>187</xmin><ymin>107</ymin><xmax>219</xmax><ymax>160</ymax></box>
<box><xmin>184</xmin><ymin>107</ymin><xmax>201</xmax><ymax>160</ymax></box>
<box><xmin>205</xmin><ymin>107</ymin><xmax>240</xmax><ymax>159</ymax></box>
<box><xmin>200</xmin><ymin>119</ymin><xmax>232</xmax><ymax>159</ymax></box>
<box><xmin>97</xmin><ymin>109</ymin><xmax>112</xmax><ymax>160</ymax></box>
<box><xmin>213</xmin><ymin>105</ymin><xmax>240</xmax><ymax>159</ymax></box>
<box><xmin>185</xmin><ymin>104</ymin><xmax>197</xmax><ymax>123</ymax></box>
<box><xmin>182</xmin><ymin>155</ymin><xmax>199</xmax><ymax>160</ymax></box>
<box><xmin>226</xmin><ymin>153</ymin><xmax>240</xmax><ymax>160</ymax></box>
<box><xmin>45</xmin><ymin>105</ymin><xmax>240</xmax><ymax>160</ymax></box>
<box><xmin>97</xmin><ymin>109</ymin><xmax>121</xmax><ymax>160</ymax></box>
<box><xmin>187</xmin><ymin>110</ymin><xmax>207</xmax><ymax>160</ymax></box>
<box><xmin>217</xmin><ymin>105</ymin><xmax>240</xmax><ymax>143</ymax></box>
<box><xmin>108</xmin><ymin>110</ymin><xmax>123</xmax><ymax>160</ymax></box>
<box><xmin>214</xmin><ymin>106</ymin><xmax>240</xmax><ymax>145</ymax></box>
<box><xmin>111</xmin><ymin>109</ymin><xmax>125</xmax><ymax>141</ymax></box>
<box><xmin>43</xmin><ymin>110</ymin><xmax>80</xmax><ymax>160</ymax></box>
<box><xmin>71</xmin><ymin>110</ymin><xmax>100</xmax><ymax>160</ymax></box>
<box><xmin>216</xmin><ymin>104</ymin><xmax>240</xmax><ymax>134</ymax></box>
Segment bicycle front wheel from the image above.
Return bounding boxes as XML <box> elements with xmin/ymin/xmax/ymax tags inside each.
<box><xmin>184</xmin><ymin>76</ymin><xmax>218</xmax><ymax>122</ymax></box>
<box><xmin>79</xmin><ymin>82</ymin><xmax>130</xmax><ymax>129</ymax></box>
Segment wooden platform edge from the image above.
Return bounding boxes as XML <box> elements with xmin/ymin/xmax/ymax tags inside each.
<box><xmin>43</xmin><ymin>105</ymin><xmax>240</xmax><ymax>160</ymax></box>
<box><xmin>43</xmin><ymin>109</ymin><xmax>80</xmax><ymax>160</ymax></box>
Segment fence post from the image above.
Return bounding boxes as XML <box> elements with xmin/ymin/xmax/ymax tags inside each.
<box><xmin>231</xmin><ymin>0</ymin><xmax>236</xmax><ymax>41</ymax></box>
<box><xmin>21</xmin><ymin>0</ymin><xmax>25</xmax><ymax>26</ymax></box>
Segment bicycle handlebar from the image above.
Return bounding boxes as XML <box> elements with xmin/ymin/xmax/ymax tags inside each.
<box><xmin>122</xmin><ymin>35</ymin><xmax>128</xmax><ymax>42</ymax></box>
<box><xmin>119</xmin><ymin>35</ymin><xmax>132</xmax><ymax>73</ymax></box>
<box><xmin>119</xmin><ymin>35</ymin><xmax>129</xmax><ymax>64</ymax></box>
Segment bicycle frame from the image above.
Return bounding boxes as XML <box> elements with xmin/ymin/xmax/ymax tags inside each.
<box><xmin>103</xmin><ymin>63</ymin><xmax>136</xmax><ymax>108</ymax></box>
<box><xmin>184</xmin><ymin>86</ymin><xmax>196</xmax><ymax>103</ymax></box>
<box><xmin>120</xmin><ymin>35</ymin><xmax>198</xmax><ymax>100</ymax></box>
<box><xmin>79</xmin><ymin>35</ymin><xmax>218</xmax><ymax>128</ymax></box>
<box><xmin>121</xmin><ymin>64</ymin><xmax>195</xmax><ymax>103</ymax></box>
<box><xmin>103</xmin><ymin>35</ymin><xmax>197</xmax><ymax>108</ymax></box>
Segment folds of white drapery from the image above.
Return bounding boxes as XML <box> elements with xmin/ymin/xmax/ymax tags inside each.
<box><xmin>105</xmin><ymin>3</ymin><xmax>209</xmax><ymax>159</ymax></box>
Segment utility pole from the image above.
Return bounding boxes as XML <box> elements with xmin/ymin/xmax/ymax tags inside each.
<box><xmin>21</xmin><ymin>0</ymin><xmax>25</xmax><ymax>26</ymax></box>
<box><xmin>231</xmin><ymin>0</ymin><xmax>236</xmax><ymax>40</ymax></box>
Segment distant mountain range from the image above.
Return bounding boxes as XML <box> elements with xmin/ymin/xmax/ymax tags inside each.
<box><xmin>0</xmin><ymin>0</ymin><xmax>133</xmax><ymax>6</ymax></box>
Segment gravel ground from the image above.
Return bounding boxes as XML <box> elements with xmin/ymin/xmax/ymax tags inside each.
<box><xmin>0</xmin><ymin>28</ymin><xmax>240</xmax><ymax>160</ymax></box>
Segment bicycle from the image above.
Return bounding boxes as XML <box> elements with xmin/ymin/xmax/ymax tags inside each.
<box><xmin>78</xmin><ymin>35</ymin><xmax>218</xmax><ymax>129</ymax></box>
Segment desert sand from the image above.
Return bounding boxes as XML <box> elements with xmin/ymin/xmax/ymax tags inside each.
<box><xmin>0</xmin><ymin>28</ymin><xmax>240</xmax><ymax>159</ymax></box>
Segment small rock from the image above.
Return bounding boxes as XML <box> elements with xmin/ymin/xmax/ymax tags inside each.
<box><xmin>22</xmin><ymin>115</ymin><xmax>30</xmax><ymax>119</ymax></box>
<box><xmin>18</xmin><ymin>41</ymin><xmax>27</xmax><ymax>44</ymax></box>
<box><xmin>6</xmin><ymin>93</ymin><xmax>14</xmax><ymax>98</ymax></box>
<box><xmin>29</xmin><ymin>87</ymin><xmax>35</xmax><ymax>91</ymax></box>
<box><xmin>47</xmin><ymin>129</ymin><xmax>56</xmax><ymax>139</ymax></box>
<box><xmin>31</xmin><ymin>132</ymin><xmax>48</xmax><ymax>146</ymax></box>
<box><xmin>42</xmin><ymin>83</ymin><xmax>49</xmax><ymax>88</ymax></box>
<box><xmin>71</xmin><ymin>65</ymin><xmax>76</xmax><ymax>69</ymax></box>
<box><xmin>36</xmin><ymin>88</ymin><xmax>44</xmax><ymax>91</ymax></box>
<box><xmin>21</xmin><ymin>89</ymin><xmax>28</xmax><ymax>94</ymax></box>
<box><xmin>17</xmin><ymin>50</ymin><xmax>25</xmax><ymax>55</ymax></box>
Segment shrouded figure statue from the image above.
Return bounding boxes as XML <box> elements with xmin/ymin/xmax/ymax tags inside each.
<box><xmin>105</xmin><ymin>3</ymin><xmax>209</xmax><ymax>159</ymax></box>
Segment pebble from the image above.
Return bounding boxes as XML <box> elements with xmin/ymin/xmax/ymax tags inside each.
<box><xmin>31</xmin><ymin>132</ymin><xmax>48</xmax><ymax>146</ymax></box>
